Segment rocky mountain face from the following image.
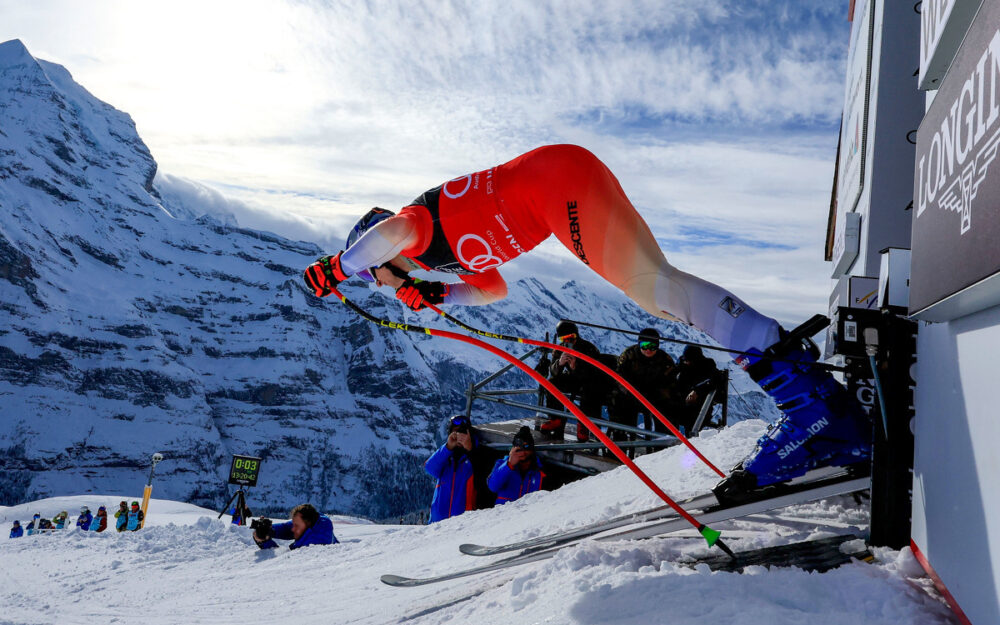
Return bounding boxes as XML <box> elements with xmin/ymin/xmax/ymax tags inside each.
<box><xmin>0</xmin><ymin>40</ymin><xmax>779</xmax><ymax>517</ymax></box>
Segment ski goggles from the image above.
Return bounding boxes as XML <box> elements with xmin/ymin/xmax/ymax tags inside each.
<box><xmin>512</xmin><ymin>437</ymin><xmax>534</xmax><ymax>451</ymax></box>
<box><xmin>638</xmin><ymin>340</ymin><xmax>659</xmax><ymax>351</ymax></box>
<box><xmin>356</xmin><ymin>266</ymin><xmax>379</xmax><ymax>283</ymax></box>
<box><xmin>449</xmin><ymin>415</ymin><xmax>471</xmax><ymax>433</ymax></box>
<box><xmin>557</xmin><ymin>333</ymin><xmax>577</xmax><ymax>344</ymax></box>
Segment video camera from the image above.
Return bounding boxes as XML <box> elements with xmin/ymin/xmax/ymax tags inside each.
<box><xmin>250</xmin><ymin>517</ymin><xmax>273</xmax><ymax>541</ymax></box>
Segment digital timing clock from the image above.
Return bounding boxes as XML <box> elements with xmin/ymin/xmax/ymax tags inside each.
<box><xmin>228</xmin><ymin>455</ymin><xmax>262</xmax><ymax>487</ymax></box>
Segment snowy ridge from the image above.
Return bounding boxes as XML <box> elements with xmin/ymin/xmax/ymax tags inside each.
<box><xmin>0</xmin><ymin>424</ymin><xmax>954</xmax><ymax>625</ymax></box>
<box><xmin>0</xmin><ymin>39</ymin><xmax>779</xmax><ymax>518</ymax></box>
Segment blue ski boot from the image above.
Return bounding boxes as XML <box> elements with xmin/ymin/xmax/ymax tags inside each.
<box><xmin>713</xmin><ymin>317</ymin><xmax>872</xmax><ymax>503</ymax></box>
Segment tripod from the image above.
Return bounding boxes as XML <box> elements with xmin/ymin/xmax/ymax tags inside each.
<box><xmin>219</xmin><ymin>488</ymin><xmax>252</xmax><ymax>525</ymax></box>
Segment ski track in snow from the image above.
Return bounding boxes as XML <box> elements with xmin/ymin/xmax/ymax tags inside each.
<box><xmin>0</xmin><ymin>425</ymin><xmax>958</xmax><ymax>625</ymax></box>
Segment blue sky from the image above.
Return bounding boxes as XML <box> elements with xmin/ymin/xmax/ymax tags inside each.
<box><xmin>0</xmin><ymin>0</ymin><xmax>852</xmax><ymax>328</ymax></box>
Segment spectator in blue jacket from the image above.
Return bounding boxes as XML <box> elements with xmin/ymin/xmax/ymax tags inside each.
<box><xmin>424</xmin><ymin>415</ymin><xmax>494</xmax><ymax>523</ymax></box>
<box><xmin>9</xmin><ymin>520</ymin><xmax>23</xmax><ymax>538</ymax></box>
<box><xmin>488</xmin><ymin>426</ymin><xmax>545</xmax><ymax>505</ymax></box>
<box><xmin>76</xmin><ymin>506</ymin><xmax>93</xmax><ymax>531</ymax></box>
<box><xmin>114</xmin><ymin>501</ymin><xmax>128</xmax><ymax>531</ymax></box>
<box><xmin>253</xmin><ymin>503</ymin><xmax>338</xmax><ymax>550</ymax></box>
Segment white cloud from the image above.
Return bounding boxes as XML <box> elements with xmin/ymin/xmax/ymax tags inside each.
<box><xmin>0</xmin><ymin>0</ymin><xmax>849</xmax><ymax>332</ymax></box>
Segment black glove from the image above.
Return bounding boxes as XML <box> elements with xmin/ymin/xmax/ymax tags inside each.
<box><xmin>303</xmin><ymin>253</ymin><xmax>349</xmax><ymax>297</ymax></box>
<box><xmin>395</xmin><ymin>280</ymin><xmax>449</xmax><ymax>311</ymax></box>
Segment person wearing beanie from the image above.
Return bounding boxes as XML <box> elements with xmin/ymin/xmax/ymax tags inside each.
<box><xmin>666</xmin><ymin>344</ymin><xmax>721</xmax><ymax>433</ymax></box>
<box><xmin>540</xmin><ymin>320</ymin><xmax>603</xmax><ymax>442</ymax></box>
<box><xmin>611</xmin><ymin>327</ymin><xmax>677</xmax><ymax>453</ymax></box>
<box><xmin>487</xmin><ymin>426</ymin><xmax>544</xmax><ymax>505</ymax></box>
<box><xmin>9</xmin><ymin>520</ymin><xmax>23</xmax><ymax>538</ymax></box>
<box><xmin>423</xmin><ymin>414</ymin><xmax>495</xmax><ymax>523</ymax></box>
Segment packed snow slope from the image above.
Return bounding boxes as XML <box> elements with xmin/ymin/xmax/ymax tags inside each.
<box><xmin>0</xmin><ymin>424</ymin><xmax>957</xmax><ymax>625</ymax></box>
<box><xmin>0</xmin><ymin>37</ymin><xmax>778</xmax><ymax>517</ymax></box>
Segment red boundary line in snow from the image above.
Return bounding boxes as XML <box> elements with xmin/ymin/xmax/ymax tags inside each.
<box><xmin>910</xmin><ymin>539</ymin><xmax>973</xmax><ymax>625</ymax></box>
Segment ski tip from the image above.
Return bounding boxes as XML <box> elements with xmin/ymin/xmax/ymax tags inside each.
<box><xmin>380</xmin><ymin>574</ymin><xmax>418</xmax><ymax>587</ymax></box>
<box><xmin>459</xmin><ymin>543</ymin><xmax>490</xmax><ymax>556</ymax></box>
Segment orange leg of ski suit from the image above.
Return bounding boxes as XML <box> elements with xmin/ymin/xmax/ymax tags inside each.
<box><xmin>496</xmin><ymin>145</ymin><xmax>780</xmax><ymax>353</ymax></box>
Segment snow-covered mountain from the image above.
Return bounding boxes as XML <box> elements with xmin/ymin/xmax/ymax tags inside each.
<box><xmin>0</xmin><ymin>39</ymin><xmax>779</xmax><ymax>517</ymax></box>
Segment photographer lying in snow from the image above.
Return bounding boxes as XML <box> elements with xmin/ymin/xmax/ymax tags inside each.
<box><xmin>252</xmin><ymin>503</ymin><xmax>338</xmax><ymax>550</ymax></box>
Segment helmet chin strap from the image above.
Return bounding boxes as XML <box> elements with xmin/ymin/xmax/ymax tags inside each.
<box><xmin>382</xmin><ymin>261</ymin><xmax>414</xmax><ymax>283</ymax></box>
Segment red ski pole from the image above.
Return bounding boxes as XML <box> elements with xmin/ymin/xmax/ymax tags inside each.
<box><xmin>330</xmin><ymin>287</ymin><xmax>734</xmax><ymax>556</ymax></box>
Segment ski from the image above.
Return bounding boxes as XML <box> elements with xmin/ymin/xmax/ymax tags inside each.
<box><xmin>589</xmin><ymin>474</ymin><xmax>870</xmax><ymax>544</ymax></box>
<box><xmin>382</xmin><ymin>470</ymin><xmax>870</xmax><ymax>587</ymax></box>
<box><xmin>381</xmin><ymin>547</ymin><xmax>562</xmax><ymax>587</ymax></box>
<box><xmin>678</xmin><ymin>533</ymin><xmax>872</xmax><ymax>574</ymax></box>
<box><xmin>458</xmin><ymin>492</ymin><xmax>717</xmax><ymax>557</ymax></box>
<box><xmin>458</xmin><ymin>465</ymin><xmax>853</xmax><ymax>557</ymax></box>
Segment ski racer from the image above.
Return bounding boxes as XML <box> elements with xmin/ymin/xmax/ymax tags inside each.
<box><xmin>253</xmin><ymin>503</ymin><xmax>338</xmax><ymax>550</ymax></box>
<box><xmin>303</xmin><ymin>144</ymin><xmax>872</xmax><ymax>499</ymax></box>
<box><xmin>424</xmin><ymin>415</ymin><xmax>494</xmax><ymax>523</ymax></box>
<box><xmin>487</xmin><ymin>426</ymin><xmax>544</xmax><ymax>505</ymax></box>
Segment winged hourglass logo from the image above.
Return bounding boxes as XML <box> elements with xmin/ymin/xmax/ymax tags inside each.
<box><xmin>934</xmin><ymin>125</ymin><xmax>1000</xmax><ymax>235</ymax></box>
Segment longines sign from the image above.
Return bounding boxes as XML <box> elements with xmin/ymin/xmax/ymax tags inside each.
<box><xmin>911</xmin><ymin>0</ymin><xmax>1000</xmax><ymax>320</ymax></box>
<box><xmin>919</xmin><ymin>0</ymin><xmax>983</xmax><ymax>90</ymax></box>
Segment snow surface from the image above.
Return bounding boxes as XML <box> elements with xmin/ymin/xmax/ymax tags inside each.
<box><xmin>0</xmin><ymin>423</ymin><xmax>957</xmax><ymax>625</ymax></box>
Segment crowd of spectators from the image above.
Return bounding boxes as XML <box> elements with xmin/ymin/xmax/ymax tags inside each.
<box><xmin>422</xmin><ymin>321</ymin><xmax>725</xmax><ymax>524</ymax></box>
<box><xmin>538</xmin><ymin>321</ymin><xmax>722</xmax><ymax>446</ymax></box>
<box><xmin>9</xmin><ymin>501</ymin><xmax>143</xmax><ymax>538</ymax></box>
<box><xmin>10</xmin><ymin>498</ymin><xmax>338</xmax><ymax>554</ymax></box>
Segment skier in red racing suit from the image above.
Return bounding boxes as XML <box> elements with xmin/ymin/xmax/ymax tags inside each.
<box><xmin>303</xmin><ymin>144</ymin><xmax>872</xmax><ymax>499</ymax></box>
<box><xmin>304</xmin><ymin>144</ymin><xmax>779</xmax><ymax>354</ymax></box>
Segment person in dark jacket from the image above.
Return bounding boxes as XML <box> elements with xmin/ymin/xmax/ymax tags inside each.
<box><xmin>611</xmin><ymin>328</ymin><xmax>677</xmax><ymax>447</ymax></box>
<box><xmin>9</xmin><ymin>520</ymin><xmax>23</xmax><ymax>538</ymax></box>
<box><xmin>540</xmin><ymin>321</ymin><xmax>603</xmax><ymax>441</ymax></box>
<box><xmin>253</xmin><ymin>503</ymin><xmax>338</xmax><ymax>550</ymax></box>
<box><xmin>666</xmin><ymin>345</ymin><xmax>721</xmax><ymax>433</ymax></box>
<box><xmin>114</xmin><ymin>501</ymin><xmax>128</xmax><ymax>531</ymax></box>
<box><xmin>76</xmin><ymin>506</ymin><xmax>93</xmax><ymax>531</ymax></box>
<box><xmin>488</xmin><ymin>426</ymin><xmax>544</xmax><ymax>505</ymax></box>
<box><xmin>424</xmin><ymin>415</ymin><xmax>494</xmax><ymax>523</ymax></box>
